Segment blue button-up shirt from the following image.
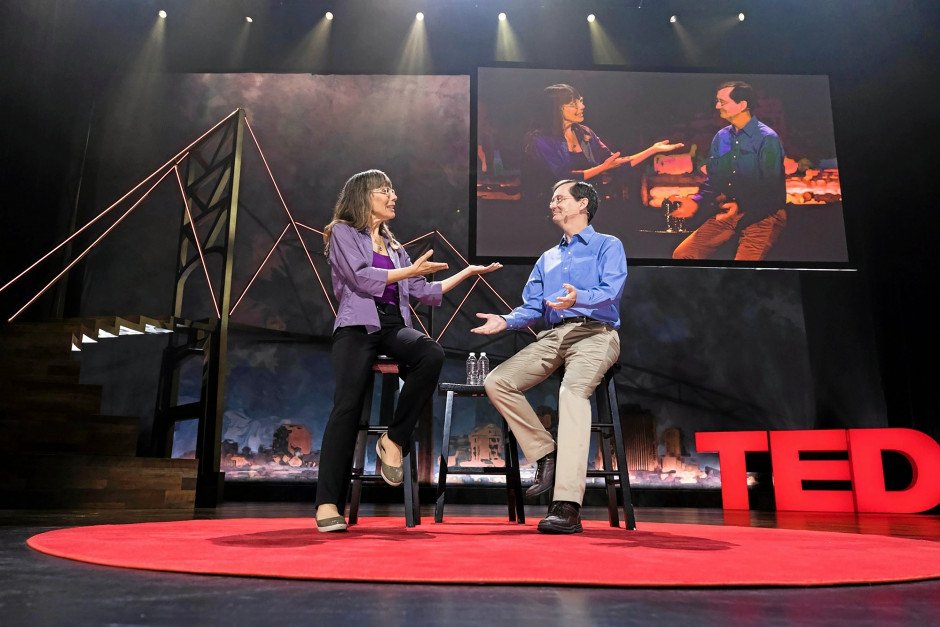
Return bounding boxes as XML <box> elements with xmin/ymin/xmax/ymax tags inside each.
<box><xmin>503</xmin><ymin>225</ymin><xmax>627</xmax><ymax>330</ymax></box>
<box><xmin>693</xmin><ymin>116</ymin><xmax>786</xmax><ymax>229</ymax></box>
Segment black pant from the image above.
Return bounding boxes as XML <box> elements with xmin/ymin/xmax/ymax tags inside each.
<box><xmin>314</xmin><ymin>307</ymin><xmax>445</xmax><ymax>508</ymax></box>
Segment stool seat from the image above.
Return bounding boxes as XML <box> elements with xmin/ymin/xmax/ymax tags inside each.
<box><xmin>372</xmin><ymin>354</ymin><xmax>399</xmax><ymax>375</ymax></box>
<box><xmin>435</xmin><ymin>382</ymin><xmax>525</xmax><ymax>524</ymax></box>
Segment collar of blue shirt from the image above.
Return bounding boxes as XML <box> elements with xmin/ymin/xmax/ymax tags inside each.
<box><xmin>558</xmin><ymin>224</ymin><xmax>596</xmax><ymax>247</ymax></box>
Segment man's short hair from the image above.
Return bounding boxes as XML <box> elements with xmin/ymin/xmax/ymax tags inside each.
<box><xmin>553</xmin><ymin>179</ymin><xmax>599</xmax><ymax>222</ymax></box>
<box><xmin>718</xmin><ymin>81</ymin><xmax>755</xmax><ymax>111</ymax></box>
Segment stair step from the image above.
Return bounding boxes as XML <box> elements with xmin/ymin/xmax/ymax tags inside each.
<box><xmin>0</xmin><ymin>346</ymin><xmax>77</xmax><ymax>366</ymax></box>
<box><xmin>0</xmin><ymin>331</ymin><xmax>81</xmax><ymax>351</ymax></box>
<box><xmin>1</xmin><ymin>320</ymin><xmax>93</xmax><ymax>335</ymax></box>
<box><xmin>0</xmin><ymin>453</ymin><xmax>197</xmax><ymax>510</ymax></box>
<box><xmin>0</xmin><ymin>413</ymin><xmax>139</xmax><ymax>456</ymax></box>
<box><xmin>0</xmin><ymin>380</ymin><xmax>102</xmax><ymax>414</ymax></box>
<box><xmin>0</xmin><ymin>359</ymin><xmax>81</xmax><ymax>383</ymax></box>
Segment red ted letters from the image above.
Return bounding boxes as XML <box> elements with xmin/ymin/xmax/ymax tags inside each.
<box><xmin>695</xmin><ymin>428</ymin><xmax>940</xmax><ymax>513</ymax></box>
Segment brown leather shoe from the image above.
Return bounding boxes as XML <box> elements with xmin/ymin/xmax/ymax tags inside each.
<box><xmin>525</xmin><ymin>451</ymin><xmax>556</xmax><ymax>499</ymax></box>
<box><xmin>537</xmin><ymin>501</ymin><xmax>583</xmax><ymax>534</ymax></box>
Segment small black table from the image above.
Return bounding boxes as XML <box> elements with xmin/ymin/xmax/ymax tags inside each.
<box><xmin>435</xmin><ymin>382</ymin><xmax>525</xmax><ymax>524</ymax></box>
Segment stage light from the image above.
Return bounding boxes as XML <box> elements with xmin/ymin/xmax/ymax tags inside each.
<box><xmin>245</xmin><ymin>16</ymin><xmax>253</xmax><ymax>23</ymax></box>
<box><xmin>496</xmin><ymin>9</ymin><xmax>524</xmax><ymax>61</ymax></box>
<box><xmin>738</xmin><ymin>13</ymin><xmax>746</xmax><ymax>22</ymax></box>
<box><xmin>670</xmin><ymin>15</ymin><xmax>677</xmax><ymax>24</ymax></box>
<box><xmin>158</xmin><ymin>10</ymin><xmax>166</xmax><ymax>19</ymax></box>
<box><xmin>416</xmin><ymin>12</ymin><xmax>424</xmax><ymax>21</ymax></box>
<box><xmin>326</xmin><ymin>11</ymin><xmax>333</xmax><ymax>21</ymax></box>
<box><xmin>587</xmin><ymin>14</ymin><xmax>596</xmax><ymax>23</ymax></box>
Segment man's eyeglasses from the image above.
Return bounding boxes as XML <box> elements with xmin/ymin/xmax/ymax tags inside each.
<box><xmin>549</xmin><ymin>195</ymin><xmax>575</xmax><ymax>211</ymax></box>
<box><xmin>371</xmin><ymin>187</ymin><xmax>395</xmax><ymax>196</ymax></box>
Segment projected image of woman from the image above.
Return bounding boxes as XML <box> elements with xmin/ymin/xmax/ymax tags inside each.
<box><xmin>315</xmin><ymin>169</ymin><xmax>501</xmax><ymax>533</ymax></box>
<box><xmin>523</xmin><ymin>84</ymin><xmax>683</xmax><ymax>205</ymax></box>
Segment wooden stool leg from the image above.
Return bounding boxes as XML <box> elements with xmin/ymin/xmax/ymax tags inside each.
<box><xmin>404</xmin><ymin>448</ymin><xmax>416</xmax><ymax>528</ymax></box>
<box><xmin>598</xmin><ymin>428</ymin><xmax>620</xmax><ymax>528</ymax></box>
<box><xmin>502</xmin><ymin>421</ymin><xmax>517</xmax><ymax>522</ymax></box>
<box><xmin>348</xmin><ymin>376</ymin><xmax>375</xmax><ymax>525</ymax></box>
<box><xmin>595</xmin><ymin>378</ymin><xmax>620</xmax><ymax>528</ymax></box>
<box><xmin>606</xmin><ymin>375</ymin><xmax>636</xmax><ymax>530</ymax></box>
<box><xmin>411</xmin><ymin>442</ymin><xmax>421</xmax><ymax>524</ymax></box>
<box><xmin>435</xmin><ymin>391</ymin><xmax>455</xmax><ymax>523</ymax></box>
<box><xmin>506</xmin><ymin>427</ymin><xmax>525</xmax><ymax>524</ymax></box>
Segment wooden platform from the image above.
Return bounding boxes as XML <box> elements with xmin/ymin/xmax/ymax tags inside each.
<box><xmin>0</xmin><ymin>317</ymin><xmax>196</xmax><ymax>511</ymax></box>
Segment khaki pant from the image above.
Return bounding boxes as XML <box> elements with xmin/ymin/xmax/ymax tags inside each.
<box><xmin>483</xmin><ymin>322</ymin><xmax>620</xmax><ymax>504</ymax></box>
<box><xmin>673</xmin><ymin>208</ymin><xmax>788</xmax><ymax>261</ymax></box>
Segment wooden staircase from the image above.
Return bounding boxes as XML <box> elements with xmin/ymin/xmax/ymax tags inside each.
<box><xmin>0</xmin><ymin>315</ymin><xmax>197</xmax><ymax>510</ymax></box>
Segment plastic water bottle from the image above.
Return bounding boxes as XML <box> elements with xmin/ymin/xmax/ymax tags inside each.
<box><xmin>466</xmin><ymin>352</ymin><xmax>477</xmax><ymax>385</ymax></box>
<box><xmin>478</xmin><ymin>352</ymin><xmax>490</xmax><ymax>383</ymax></box>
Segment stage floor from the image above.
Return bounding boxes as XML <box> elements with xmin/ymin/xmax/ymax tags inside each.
<box><xmin>4</xmin><ymin>504</ymin><xmax>940</xmax><ymax>625</ymax></box>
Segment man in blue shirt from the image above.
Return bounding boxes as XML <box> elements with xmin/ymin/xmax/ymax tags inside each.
<box><xmin>473</xmin><ymin>180</ymin><xmax>627</xmax><ymax>534</ymax></box>
<box><xmin>669</xmin><ymin>81</ymin><xmax>787</xmax><ymax>261</ymax></box>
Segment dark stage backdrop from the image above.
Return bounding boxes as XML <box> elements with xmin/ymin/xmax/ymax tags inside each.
<box><xmin>69</xmin><ymin>73</ymin><xmax>885</xmax><ymax>489</ymax></box>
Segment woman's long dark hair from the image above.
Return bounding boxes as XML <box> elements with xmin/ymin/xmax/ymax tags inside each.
<box><xmin>528</xmin><ymin>83</ymin><xmax>582</xmax><ymax>137</ymax></box>
<box><xmin>323</xmin><ymin>169</ymin><xmax>399</xmax><ymax>257</ymax></box>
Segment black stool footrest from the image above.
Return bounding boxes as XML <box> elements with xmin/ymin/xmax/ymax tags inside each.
<box><xmin>438</xmin><ymin>382</ymin><xmax>486</xmax><ymax>394</ymax></box>
<box><xmin>443</xmin><ymin>467</ymin><xmax>515</xmax><ymax>476</ymax></box>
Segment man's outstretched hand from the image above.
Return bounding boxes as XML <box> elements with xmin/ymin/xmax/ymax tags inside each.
<box><xmin>471</xmin><ymin>313</ymin><xmax>508</xmax><ymax>335</ymax></box>
<box><xmin>546</xmin><ymin>283</ymin><xmax>577</xmax><ymax>310</ymax></box>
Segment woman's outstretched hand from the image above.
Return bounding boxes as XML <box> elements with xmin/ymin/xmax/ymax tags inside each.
<box><xmin>465</xmin><ymin>262</ymin><xmax>503</xmax><ymax>276</ymax></box>
<box><xmin>652</xmin><ymin>139</ymin><xmax>685</xmax><ymax>153</ymax></box>
<box><xmin>600</xmin><ymin>151</ymin><xmax>623</xmax><ymax>172</ymax></box>
<box><xmin>409</xmin><ymin>249</ymin><xmax>449</xmax><ymax>277</ymax></box>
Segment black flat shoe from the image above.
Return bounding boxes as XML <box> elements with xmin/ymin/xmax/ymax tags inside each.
<box><xmin>537</xmin><ymin>501</ymin><xmax>582</xmax><ymax>534</ymax></box>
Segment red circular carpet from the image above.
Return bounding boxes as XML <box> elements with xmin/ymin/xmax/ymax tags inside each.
<box><xmin>27</xmin><ymin>517</ymin><xmax>940</xmax><ymax>587</ymax></box>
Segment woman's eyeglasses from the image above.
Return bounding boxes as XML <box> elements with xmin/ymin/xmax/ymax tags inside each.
<box><xmin>371</xmin><ymin>187</ymin><xmax>395</xmax><ymax>196</ymax></box>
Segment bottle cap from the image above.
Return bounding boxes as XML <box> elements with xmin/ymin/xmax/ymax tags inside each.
<box><xmin>480</xmin><ymin>352</ymin><xmax>486</xmax><ymax>356</ymax></box>
<box><xmin>469</xmin><ymin>352</ymin><xmax>475</xmax><ymax>357</ymax></box>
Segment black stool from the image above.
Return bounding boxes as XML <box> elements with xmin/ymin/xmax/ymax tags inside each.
<box><xmin>587</xmin><ymin>363</ymin><xmax>636</xmax><ymax>530</ymax></box>
<box><xmin>347</xmin><ymin>356</ymin><xmax>421</xmax><ymax>528</ymax></box>
<box><xmin>435</xmin><ymin>382</ymin><xmax>525</xmax><ymax>524</ymax></box>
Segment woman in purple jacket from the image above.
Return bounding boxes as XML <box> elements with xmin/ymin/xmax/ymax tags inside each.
<box><xmin>523</xmin><ymin>83</ymin><xmax>682</xmax><ymax>207</ymax></box>
<box><xmin>315</xmin><ymin>169</ymin><xmax>500</xmax><ymax>532</ymax></box>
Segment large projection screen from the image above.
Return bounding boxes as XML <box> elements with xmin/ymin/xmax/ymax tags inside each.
<box><xmin>473</xmin><ymin>66</ymin><xmax>849</xmax><ymax>268</ymax></box>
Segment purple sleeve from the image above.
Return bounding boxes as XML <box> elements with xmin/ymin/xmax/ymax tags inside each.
<box><xmin>399</xmin><ymin>247</ymin><xmax>443</xmax><ymax>306</ymax></box>
<box><xmin>530</xmin><ymin>134</ymin><xmax>582</xmax><ymax>181</ymax></box>
<box><xmin>329</xmin><ymin>224</ymin><xmax>388</xmax><ymax>298</ymax></box>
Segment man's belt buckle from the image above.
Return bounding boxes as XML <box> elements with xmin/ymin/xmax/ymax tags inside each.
<box><xmin>554</xmin><ymin>315</ymin><xmax>593</xmax><ymax>328</ymax></box>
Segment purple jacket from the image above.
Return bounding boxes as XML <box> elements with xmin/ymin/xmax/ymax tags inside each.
<box><xmin>329</xmin><ymin>223</ymin><xmax>443</xmax><ymax>334</ymax></box>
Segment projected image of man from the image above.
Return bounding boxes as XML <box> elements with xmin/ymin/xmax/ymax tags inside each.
<box><xmin>473</xmin><ymin>180</ymin><xmax>626</xmax><ymax>534</ymax></box>
<box><xmin>669</xmin><ymin>81</ymin><xmax>787</xmax><ymax>261</ymax></box>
